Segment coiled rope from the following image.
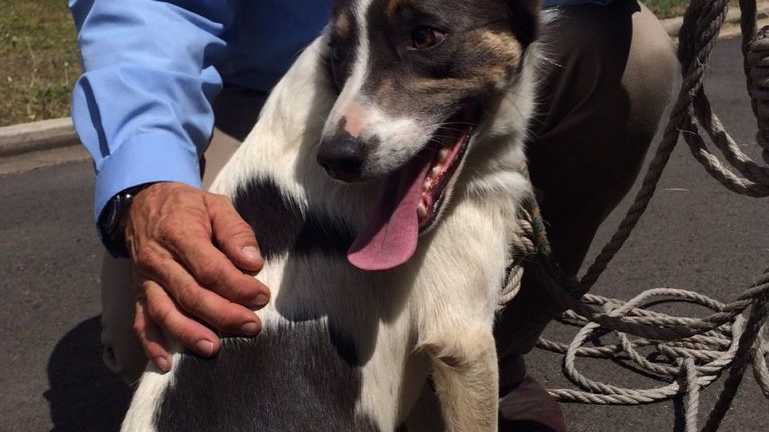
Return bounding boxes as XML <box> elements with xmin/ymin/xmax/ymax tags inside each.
<box><xmin>519</xmin><ymin>0</ymin><xmax>769</xmax><ymax>430</ymax></box>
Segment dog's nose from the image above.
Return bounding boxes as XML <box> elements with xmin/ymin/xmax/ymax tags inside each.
<box><xmin>317</xmin><ymin>136</ymin><xmax>366</xmax><ymax>182</ymax></box>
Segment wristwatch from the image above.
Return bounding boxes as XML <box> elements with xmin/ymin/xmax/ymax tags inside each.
<box><xmin>98</xmin><ymin>184</ymin><xmax>150</xmax><ymax>258</ymax></box>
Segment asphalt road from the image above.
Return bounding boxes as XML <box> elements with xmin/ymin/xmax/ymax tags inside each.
<box><xmin>1</xmin><ymin>37</ymin><xmax>767</xmax><ymax>432</ymax></box>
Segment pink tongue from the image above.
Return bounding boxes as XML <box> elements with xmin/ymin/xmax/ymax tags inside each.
<box><xmin>347</xmin><ymin>158</ymin><xmax>430</xmax><ymax>271</ymax></box>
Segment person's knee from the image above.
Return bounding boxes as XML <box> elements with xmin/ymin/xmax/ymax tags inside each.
<box><xmin>635</xmin><ymin>3</ymin><xmax>678</xmax><ymax>68</ymax></box>
<box><xmin>626</xmin><ymin>3</ymin><xmax>679</xmax><ymax>126</ymax></box>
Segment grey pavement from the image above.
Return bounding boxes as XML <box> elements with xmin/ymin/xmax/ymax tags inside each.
<box><xmin>1</xmin><ymin>37</ymin><xmax>767</xmax><ymax>432</ymax></box>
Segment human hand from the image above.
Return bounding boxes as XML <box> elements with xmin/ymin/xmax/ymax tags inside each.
<box><xmin>124</xmin><ymin>182</ymin><xmax>270</xmax><ymax>372</ymax></box>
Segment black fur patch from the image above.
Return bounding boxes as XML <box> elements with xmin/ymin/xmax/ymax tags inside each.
<box><xmin>329</xmin><ymin>322</ymin><xmax>361</xmax><ymax>366</ymax></box>
<box><xmin>233</xmin><ymin>177</ymin><xmax>304</xmax><ymax>261</ymax></box>
<box><xmin>327</xmin><ymin>3</ymin><xmax>359</xmax><ymax>91</ymax></box>
<box><xmin>504</xmin><ymin>0</ymin><xmax>540</xmax><ymax>48</ymax></box>
<box><xmin>233</xmin><ymin>177</ymin><xmax>355</xmax><ymax>260</ymax></box>
<box><xmin>294</xmin><ymin>211</ymin><xmax>355</xmax><ymax>257</ymax></box>
<box><xmin>155</xmin><ymin>324</ymin><xmax>381</xmax><ymax>432</ymax></box>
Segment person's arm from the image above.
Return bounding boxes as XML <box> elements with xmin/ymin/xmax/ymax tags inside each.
<box><xmin>70</xmin><ymin>0</ymin><xmax>270</xmax><ymax>371</ymax></box>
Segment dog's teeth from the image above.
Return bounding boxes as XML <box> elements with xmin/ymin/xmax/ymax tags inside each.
<box><xmin>417</xmin><ymin>202</ymin><xmax>428</xmax><ymax>219</ymax></box>
<box><xmin>439</xmin><ymin>148</ymin><xmax>450</xmax><ymax>161</ymax></box>
<box><xmin>423</xmin><ymin>178</ymin><xmax>432</xmax><ymax>190</ymax></box>
<box><xmin>431</xmin><ymin>166</ymin><xmax>442</xmax><ymax>177</ymax></box>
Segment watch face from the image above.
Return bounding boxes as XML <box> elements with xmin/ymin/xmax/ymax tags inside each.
<box><xmin>100</xmin><ymin>185</ymin><xmax>152</xmax><ymax>257</ymax></box>
<box><xmin>100</xmin><ymin>195</ymin><xmax>121</xmax><ymax>235</ymax></box>
<box><xmin>99</xmin><ymin>193</ymin><xmax>130</xmax><ymax>258</ymax></box>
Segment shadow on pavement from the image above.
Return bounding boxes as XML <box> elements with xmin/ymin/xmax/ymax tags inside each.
<box><xmin>45</xmin><ymin>317</ymin><xmax>131</xmax><ymax>432</ymax></box>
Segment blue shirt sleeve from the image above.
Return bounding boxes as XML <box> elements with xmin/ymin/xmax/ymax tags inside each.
<box><xmin>69</xmin><ymin>0</ymin><xmax>237</xmax><ymax>222</ymax></box>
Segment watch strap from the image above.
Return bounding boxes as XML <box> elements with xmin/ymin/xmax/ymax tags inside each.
<box><xmin>98</xmin><ymin>184</ymin><xmax>150</xmax><ymax>258</ymax></box>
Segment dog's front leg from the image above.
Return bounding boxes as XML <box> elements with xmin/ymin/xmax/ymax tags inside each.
<box><xmin>422</xmin><ymin>326</ymin><xmax>498</xmax><ymax>432</ymax></box>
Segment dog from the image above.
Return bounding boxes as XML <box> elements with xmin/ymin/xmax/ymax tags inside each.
<box><xmin>121</xmin><ymin>0</ymin><xmax>544</xmax><ymax>430</ymax></box>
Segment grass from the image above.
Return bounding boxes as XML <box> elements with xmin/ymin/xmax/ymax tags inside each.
<box><xmin>0</xmin><ymin>0</ymin><xmax>80</xmax><ymax>127</ymax></box>
<box><xmin>645</xmin><ymin>0</ymin><xmax>742</xmax><ymax>18</ymax></box>
<box><xmin>644</xmin><ymin>0</ymin><xmax>691</xmax><ymax>18</ymax></box>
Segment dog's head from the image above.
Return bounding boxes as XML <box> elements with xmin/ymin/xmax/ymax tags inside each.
<box><xmin>318</xmin><ymin>0</ymin><xmax>541</xmax><ymax>270</ymax></box>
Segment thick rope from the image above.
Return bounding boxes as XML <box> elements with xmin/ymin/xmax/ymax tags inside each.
<box><xmin>513</xmin><ymin>0</ymin><xmax>769</xmax><ymax>431</ymax></box>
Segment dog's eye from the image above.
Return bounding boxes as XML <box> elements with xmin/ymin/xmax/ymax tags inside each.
<box><xmin>409</xmin><ymin>27</ymin><xmax>446</xmax><ymax>50</ymax></box>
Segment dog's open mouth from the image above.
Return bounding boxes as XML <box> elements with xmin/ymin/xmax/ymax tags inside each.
<box><xmin>347</xmin><ymin>118</ymin><xmax>475</xmax><ymax>272</ymax></box>
<box><xmin>416</xmin><ymin>126</ymin><xmax>473</xmax><ymax>230</ymax></box>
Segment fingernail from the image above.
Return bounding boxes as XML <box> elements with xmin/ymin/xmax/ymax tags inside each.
<box><xmin>253</xmin><ymin>294</ymin><xmax>270</xmax><ymax>307</ymax></box>
<box><xmin>240</xmin><ymin>322</ymin><xmax>260</xmax><ymax>336</ymax></box>
<box><xmin>155</xmin><ymin>356</ymin><xmax>171</xmax><ymax>373</ymax></box>
<box><xmin>196</xmin><ymin>340</ymin><xmax>215</xmax><ymax>356</ymax></box>
<box><xmin>242</xmin><ymin>246</ymin><xmax>262</xmax><ymax>261</ymax></box>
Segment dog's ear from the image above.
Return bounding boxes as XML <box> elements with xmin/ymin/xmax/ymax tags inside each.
<box><xmin>505</xmin><ymin>0</ymin><xmax>541</xmax><ymax>47</ymax></box>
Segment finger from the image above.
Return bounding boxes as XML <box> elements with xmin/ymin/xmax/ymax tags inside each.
<box><xmin>165</xmin><ymin>231</ymin><xmax>271</xmax><ymax>308</ymax></box>
<box><xmin>206</xmin><ymin>194</ymin><xmax>264</xmax><ymax>273</ymax></box>
<box><xmin>143</xmin><ymin>279</ymin><xmax>222</xmax><ymax>358</ymax></box>
<box><xmin>133</xmin><ymin>299</ymin><xmax>172</xmax><ymax>373</ymax></box>
<box><xmin>150</xmin><ymin>257</ymin><xmax>264</xmax><ymax>335</ymax></box>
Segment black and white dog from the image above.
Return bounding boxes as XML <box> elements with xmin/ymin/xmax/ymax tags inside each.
<box><xmin>122</xmin><ymin>0</ymin><xmax>544</xmax><ymax>430</ymax></box>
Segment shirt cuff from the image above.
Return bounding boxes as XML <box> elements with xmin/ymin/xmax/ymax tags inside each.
<box><xmin>94</xmin><ymin>131</ymin><xmax>203</xmax><ymax>223</ymax></box>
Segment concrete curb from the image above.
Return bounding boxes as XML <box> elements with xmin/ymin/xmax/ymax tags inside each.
<box><xmin>1</xmin><ymin>3</ymin><xmax>768</xmax><ymax>159</ymax></box>
<box><xmin>662</xmin><ymin>2</ymin><xmax>769</xmax><ymax>37</ymax></box>
<box><xmin>0</xmin><ymin>117</ymin><xmax>78</xmax><ymax>158</ymax></box>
